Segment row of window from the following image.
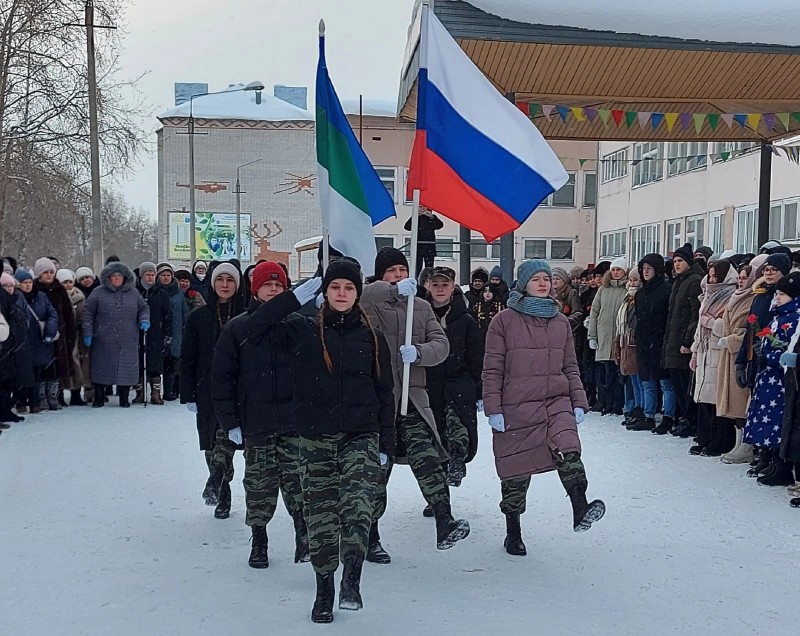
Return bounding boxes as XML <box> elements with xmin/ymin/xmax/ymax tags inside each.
<box><xmin>375</xmin><ymin>235</ymin><xmax>575</xmax><ymax>262</ymax></box>
<box><xmin>377</xmin><ymin>166</ymin><xmax>597</xmax><ymax>209</ymax></box>
<box><xmin>602</xmin><ymin>141</ymin><xmax>757</xmax><ymax>186</ymax></box>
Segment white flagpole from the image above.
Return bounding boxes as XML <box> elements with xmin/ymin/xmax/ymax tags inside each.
<box><xmin>400</xmin><ymin>189</ymin><xmax>420</xmax><ymax>416</ymax></box>
<box><xmin>322</xmin><ymin>230</ymin><xmax>330</xmax><ymax>276</ymax></box>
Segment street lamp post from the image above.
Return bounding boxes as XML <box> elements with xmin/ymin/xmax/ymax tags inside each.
<box><xmin>234</xmin><ymin>159</ymin><xmax>263</xmax><ymax>262</ymax></box>
<box><xmin>184</xmin><ymin>81</ymin><xmax>265</xmax><ymax>262</ymax></box>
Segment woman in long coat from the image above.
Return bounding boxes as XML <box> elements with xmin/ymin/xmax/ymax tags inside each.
<box><xmin>155</xmin><ymin>263</ymin><xmax>190</xmax><ymax>401</ymax></box>
<box><xmin>57</xmin><ymin>269</ymin><xmax>88</xmax><ymax>405</ymax></box>
<box><xmin>83</xmin><ymin>262</ymin><xmax>150</xmax><ymax>407</ymax></box>
<box><xmin>482</xmin><ymin>259</ymin><xmax>604</xmax><ymax>558</ymax></box>
<box><xmin>717</xmin><ymin>259</ymin><xmax>764</xmax><ymax>464</ymax></box>
<box><xmin>615</xmin><ymin>270</ymin><xmax>643</xmax><ymax>428</ymax></box>
<box><xmin>689</xmin><ymin>260</ymin><xmax>738</xmax><ymax>456</ymax></box>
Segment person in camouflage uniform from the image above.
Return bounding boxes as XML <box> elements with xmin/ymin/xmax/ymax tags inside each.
<box><xmin>360</xmin><ymin>248</ymin><xmax>471</xmax><ymax>564</ymax></box>
<box><xmin>246</xmin><ymin>259</ymin><xmax>395</xmax><ymax>624</ymax></box>
<box><xmin>212</xmin><ymin>262</ymin><xmax>310</xmax><ymax>568</ymax></box>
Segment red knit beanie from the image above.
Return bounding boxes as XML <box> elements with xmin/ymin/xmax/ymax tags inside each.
<box><xmin>251</xmin><ymin>261</ymin><xmax>287</xmax><ymax>294</ymax></box>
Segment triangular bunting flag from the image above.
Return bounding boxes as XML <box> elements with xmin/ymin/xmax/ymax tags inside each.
<box><xmin>665</xmin><ymin>113</ymin><xmax>679</xmax><ymax>132</ymax></box>
<box><xmin>721</xmin><ymin>151</ymin><xmax>731</xmax><ymax>162</ymax></box>
<box><xmin>680</xmin><ymin>113</ymin><xmax>693</xmax><ymax>130</ymax></box>
<box><xmin>733</xmin><ymin>114</ymin><xmax>747</xmax><ymax>128</ymax></box>
<box><xmin>515</xmin><ymin>101</ymin><xmax>528</xmax><ymax>114</ymax></box>
<box><xmin>556</xmin><ymin>106</ymin><xmax>570</xmax><ymax>122</ymax></box>
<box><xmin>778</xmin><ymin>112</ymin><xmax>791</xmax><ymax>131</ymax></box>
<box><xmin>571</xmin><ymin>107</ymin><xmax>587</xmax><ymax>122</ymax></box>
<box><xmin>632</xmin><ymin>159</ymin><xmax>642</xmax><ymax>166</ymax></box>
<box><xmin>763</xmin><ymin>113</ymin><xmax>777</xmax><ymax>130</ymax></box>
<box><xmin>611</xmin><ymin>110</ymin><xmax>625</xmax><ymax>126</ymax></box>
<box><xmin>637</xmin><ymin>112</ymin><xmax>652</xmax><ymax>129</ymax></box>
<box><xmin>721</xmin><ymin>113</ymin><xmax>734</xmax><ymax>128</ymax></box>
<box><xmin>668</xmin><ymin>157</ymin><xmax>678</xmax><ymax>165</ymax></box>
<box><xmin>584</xmin><ymin>107</ymin><xmax>597</xmax><ymax>122</ymax></box>
<box><xmin>579</xmin><ymin>158</ymin><xmax>589</xmax><ymax>166</ymax></box>
<box><xmin>747</xmin><ymin>113</ymin><xmax>761</xmax><ymax>130</ymax></box>
<box><xmin>793</xmin><ymin>112</ymin><xmax>800</xmax><ymax>124</ymax></box>
<box><xmin>542</xmin><ymin>105</ymin><xmax>555</xmax><ymax>120</ymax></box>
<box><xmin>707</xmin><ymin>113</ymin><xmax>720</xmax><ymax>131</ymax></box>
<box><xmin>693</xmin><ymin>113</ymin><xmax>706</xmax><ymax>134</ymax></box>
<box><xmin>651</xmin><ymin>113</ymin><xmax>665</xmax><ymax>130</ymax></box>
<box><xmin>598</xmin><ymin>110</ymin><xmax>612</xmax><ymax>127</ymax></box>
<box><xmin>625</xmin><ymin>111</ymin><xmax>637</xmax><ymax>128</ymax></box>
<box><xmin>770</xmin><ymin>144</ymin><xmax>780</xmax><ymax>157</ymax></box>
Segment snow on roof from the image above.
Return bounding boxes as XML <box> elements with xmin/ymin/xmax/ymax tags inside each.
<box><xmin>341</xmin><ymin>98</ymin><xmax>397</xmax><ymax>118</ymax></box>
<box><xmin>159</xmin><ymin>84</ymin><xmax>314</xmax><ymax>122</ymax></box>
<box><xmin>467</xmin><ymin>0</ymin><xmax>800</xmax><ymax>47</ymax></box>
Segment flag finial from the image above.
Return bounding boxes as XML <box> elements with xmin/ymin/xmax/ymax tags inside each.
<box><xmin>319</xmin><ymin>19</ymin><xmax>325</xmax><ymax>37</ymax></box>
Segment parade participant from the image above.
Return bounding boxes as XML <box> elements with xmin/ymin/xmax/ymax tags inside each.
<box><xmin>56</xmin><ymin>269</ymin><xmax>87</xmax><ymax>406</ymax></box>
<box><xmin>134</xmin><ymin>262</ymin><xmax>172</xmax><ymax>405</ymax></box>
<box><xmin>83</xmin><ymin>262</ymin><xmax>149</xmax><ymax>408</ymax></box>
<box><xmin>247</xmin><ymin>260</ymin><xmax>395</xmax><ymax>623</ymax></box>
<box><xmin>473</xmin><ymin>285</ymin><xmax>504</xmax><ymax>339</ymax></box>
<box><xmin>360</xmin><ymin>247</ymin><xmax>469</xmax><ymax>564</ymax></box>
<box><xmin>155</xmin><ymin>263</ymin><xmax>190</xmax><ymax>401</ymax></box>
<box><xmin>483</xmin><ymin>259</ymin><xmax>604</xmax><ymax>557</ymax></box>
<box><xmin>34</xmin><ymin>258</ymin><xmax>77</xmax><ymax>410</ymax></box>
<box><xmin>425</xmin><ymin>266</ymin><xmax>483</xmax><ymax>489</ymax></box>
<box><xmin>211</xmin><ymin>261</ymin><xmax>311</xmax><ymax>569</ymax></box>
<box><xmin>464</xmin><ymin>268</ymin><xmax>489</xmax><ymax>309</ymax></box>
<box><xmin>180</xmin><ymin>262</ymin><xmax>245</xmax><ymax>519</ymax></box>
<box><xmin>404</xmin><ymin>206</ymin><xmax>444</xmax><ymax>275</ymax></box>
<box><xmin>175</xmin><ymin>268</ymin><xmax>205</xmax><ymax>310</ymax></box>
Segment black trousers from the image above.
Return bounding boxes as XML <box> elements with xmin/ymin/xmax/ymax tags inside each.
<box><xmin>415</xmin><ymin>251</ymin><xmax>436</xmax><ymax>278</ymax></box>
<box><xmin>669</xmin><ymin>368</ymin><xmax>696</xmax><ymax>423</ymax></box>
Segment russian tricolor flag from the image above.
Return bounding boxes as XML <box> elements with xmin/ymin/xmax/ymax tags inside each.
<box><xmin>407</xmin><ymin>7</ymin><xmax>568</xmax><ymax>242</ymax></box>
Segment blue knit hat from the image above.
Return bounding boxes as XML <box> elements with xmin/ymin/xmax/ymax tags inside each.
<box><xmin>14</xmin><ymin>269</ymin><xmax>32</xmax><ymax>283</ymax></box>
<box><xmin>515</xmin><ymin>259</ymin><xmax>552</xmax><ymax>291</ymax></box>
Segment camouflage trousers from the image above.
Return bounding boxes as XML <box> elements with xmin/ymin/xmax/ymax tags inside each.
<box><xmin>373</xmin><ymin>408</ymin><xmax>450</xmax><ymax>522</ymax></box>
<box><xmin>299</xmin><ymin>432</ymin><xmax>380</xmax><ymax>575</ymax></box>
<box><xmin>500</xmin><ymin>451</ymin><xmax>588</xmax><ymax>515</ymax></box>
<box><xmin>204</xmin><ymin>428</ymin><xmax>237</xmax><ymax>484</ymax></box>
<box><xmin>444</xmin><ymin>405</ymin><xmax>469</xmax><ymax>460</ymax></box>
<box><xmin>242</xmin><ymin>434</ymin><xmax>304</xmax><ymax>528</ymax></box>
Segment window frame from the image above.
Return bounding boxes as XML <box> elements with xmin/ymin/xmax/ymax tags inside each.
<box><xmin>665</xmin><ymin>219</ymin><xmax>683</xmax><ymax>255</ymax></box>
<box><xmin>712</xmin><ymin>141</ymin><xmax>757</xmax><ymax>162</ymax></box>
<box><xmin>583</xmin><ymin>172</ymin><xmax>597</xmax><ymax>208</ymax></box>
<box><xmin>686</xmin><ymin>215</ymin><xmax>706</xmax><ymax>248</ymax></box>
<box><xmin>632</xmin><ymin>142</ymin><xmax>664</xmax><ymax>187</ymax></box>
<box><xmin>523</xmin><ymin>238</ymin><xmax>575</xmax><ymax>262</ymax></box>
<box><xmin>667</xmin><ymin>142</ymin><xmax>708</xmax><ymax>177</ymax></box>
<box><xmin>375</xmin><ymin>166</ymin><xmax>398</xmax><ymax>204</ymax></box>
<box><xmin>630</xmin><ymin>223</ymin><xmax>661</xmax><ymax>267</ymax></box>
<box><xmin>601</xmin><ymin>148</ymin><xmax>629</xmax><ymax>183</ymax></box>
<box><xmin>734</xmin><ymin>207</ymin><xmax>757</xmax><ymax>254</ymax></box>
<box><xmin>599</xmin><ymin>230</ymin><xmax>627</xmax><ymax>260</ymax></box>
<box><xmin>709</xmin><ymin>210</ymin><xmax>726</xmax><ymax>253</ymax></box>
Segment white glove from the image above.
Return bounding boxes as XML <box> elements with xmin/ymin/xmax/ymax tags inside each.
<box><xmin>583</xmin><ymin>317</ymin><xmax>590</xmax><ymax>329</ymax></box>
<box><xmin>574</xmin><ymin>407</ymin><xmax>586</xmax><ymax>425</ymax></box>
<box><xmin>476</xmin><ymin>399</ymin><xmax>484</xmax><ymax>412</ymax></box>
<box><xmin>718</xmin><ymin>337</ymin><xmax>729</xmax><ymax>348</ymax></box>
<box><xmin>488</xmin><ymin>414</ymin><xmax>505</xmax><ymax>432</ymax></box>
<box><xmin>396</xmin><ymin>278</ymin><xmax>417</xmax><ymax>297</ymax></box>
<box><xmin>400</xmin><ymin>344</ymin><xmax>418</xmax><ymax>364</ymax></box>
<box><xmin>186</xmin><ymin>403</ymin><xmax>197</xmax><ymax>413</ymax></box>
<box><xmin>315</xmin><ymin>292</ymin><xmax>324</xmax><ymax>309</ymax></box>
<box><xmin>293</xmin><ymin>277</ymin><xmax>322</xmax><ymax>305</ymax></box>
<box><xmin>228</xmin><ymin>427</ymin><xmax>243</xmax><ymax>444</ymax></box>
<box><xmin>589</xmin><ymin>338</ymin><xmax>599</xmax><ymax>350</ymax></box>
<box><xmin>379</xmin><ymin>453</ymin><xmax>388</xmax><ymax>467</ymax></box>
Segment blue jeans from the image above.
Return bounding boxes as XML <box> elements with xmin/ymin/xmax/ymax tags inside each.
<box><xmin>624</xmin><ymin>375</ymin><xmax>644</xmax><ymax>413</ymax></box>
<box><xmin>642</xmin><ymin>378</ymin><xmax>677</xmax><ymax>419</ymax></box>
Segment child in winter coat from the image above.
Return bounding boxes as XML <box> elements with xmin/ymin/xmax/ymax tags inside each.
<box><xmin>744</xmin><ymin>271</ymin><xmax>800</xmax><ymax>486</ymax></box>
<box><xmin>482</xmin><ymin>259</ymin><xmax>605</xmax><ymax>557</ymax></box>
<box><xmin>473</xmin><ymin>286</ymin><xmax>504</xmax><ymax>338</ymax></box>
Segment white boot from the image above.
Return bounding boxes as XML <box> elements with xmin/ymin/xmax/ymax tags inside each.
<box><xmin>721</xmin><ymin>429</ymin><xmax>753</xmax><ymax>464</ymax></box>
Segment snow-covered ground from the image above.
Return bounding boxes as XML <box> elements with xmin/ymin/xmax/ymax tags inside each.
<box><xmin>1</xmin><ymin>403</ymin><xmax>797</xmax><ymax>635</ymax></box>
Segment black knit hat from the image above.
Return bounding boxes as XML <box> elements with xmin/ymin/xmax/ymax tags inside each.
<box><xmin>693</xmin><ymin>246</ymin><xmax>713</xmax><ymax>262</ymax></box>
<box><xmin>592</xmin><ymin>261</ymin><xmax>611</xmax><ymax>277</ymax></box>
<box><xmin>673</xmin><ymin>243</ymin><xmax>694</xmax><ymax>265</ymax></box>
<box><xmin>322</xmin><ymin>259</ymin><xmax>363</xmax><ymax>298</ymax></box>
<box><xmin>765</xmin><ymin>252</ymin><xmax>791</xmax><ymax>275</ymax></box>
<box><xmin>775</xmin><ymin>271</ymin><xmax>800</xmax><ymax>298</ymax></box>
<box><xmin>374</xmin><ymin>247</ymin><xmax>409</xmax><ymax>279</ymax></box>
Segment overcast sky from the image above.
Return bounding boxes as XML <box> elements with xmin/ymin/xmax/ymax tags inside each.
<box><xmin>115</xmin><ymin>0</ymin><xmax>416</xmax><ymax>216</ymax></box>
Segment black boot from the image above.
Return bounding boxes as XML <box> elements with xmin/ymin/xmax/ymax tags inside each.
<box><xmin>162</xmin><ymin>371</ymin><xmax>177</xmax><ymax>401</ymax></box>
<box><xmin>758</xmin><ymin>457</ymin><xmax>795</xmax><ymax>486</ymax></box>
<box><xmin>339</xmin><ymin>553</ymin><xmax>364</xmax><ymax>610</ymax></box>
<box><xmin>202</xmin><ymin>465</ymin><xmax>224</xmax><ymax>505</ymax></box>
<box><xmin>118</xmin><ymin>386</ymin><xmax>131</xmax><ymax>408</ymax></box>
<box><xmin>747</xmin><ymin>448</ymin><xmax>772</xmax><ymax>477</ymax></box>
<box><xmin>248</xmin><ymin>526</ymin><xmax>269</xmax><ymax>568</ymax></box>
<box><xmin>652</xmin><ymin>416</ymin><xmax>674</xmax><ymax>435</ymax></box>
<box><xmin>432</xmin><ymin>501</ymin><xmax>470</xmax><ymax>550</ymax></box>
<box><xmin>503</xmin><ymin>513</ymin><xmax>527</xmax><ymax>556</ymax></box>
<box><xmin>69</xmin><ymin>389</ymin><xmax>86</xmax><ymax>406</ymax></box>
<box><xmin>311</xmin><ymin>572</ymin><xmax>335</xmax><ymax>623</ymax></box>
<box><xmin>292</xmin><ymin>512</ymin><xmax>310</xmax><ymax>563</ymax></box>
<box><xmin>92</xmin><ymin>384</ymin><xmax>105</xmax><ymax>408</ymax></box>
<box><xmin>630</xmin><ymin>417</ymin><xmax>655</xmax><ymax>432</ymax></box>
<box><xmin>214</xmin><ymin>481</ymin><xmax>231</xmax><ymax>519</ymax></box>
<box><xmin>422</xmin><ymin>503</ymin><xmax>434</xmax><ymax>518</ymax></box>
<box><xmin>567</xmin><ymin>483</ymin><xmax>606</xmax><ymax>532</ymax></box>
<box><xmin>365</xmin><ymin>522</ymin><xmax>391</xmax><ymax>564</ymax></box>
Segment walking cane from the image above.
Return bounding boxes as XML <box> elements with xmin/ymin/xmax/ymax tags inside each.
<box><xmin>142</xmin><ymin>329</ymin><xmax>148</xmax><ymax>409</ymax></box>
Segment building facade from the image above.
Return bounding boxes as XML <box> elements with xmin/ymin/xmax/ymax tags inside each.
<box><xmin>596</xmin><ymin>140</ymin><xmax>800</xmax><ymax>265</ymax></box>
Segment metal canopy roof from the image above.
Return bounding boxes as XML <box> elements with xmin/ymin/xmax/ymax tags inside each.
<box><xmin>398</xmin><ymin>0</ymin><xmax>800</xmax><ymax>142</ymax></box>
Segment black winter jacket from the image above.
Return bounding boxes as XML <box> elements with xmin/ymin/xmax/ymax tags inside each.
<box><xmin>404</xmin><ymin>213</ymin><xmax>444</xmax><ymax>254</ymax></box>
<box><xmin>211</xmin><ymin>298</ymin><xmax>305</xmax><ymax>441</ymax></box>
<box><xmin>662</xmin><ymin>263</ymin><xmax>704</xmax><ymax>369</ymax></box>
<box><xmin>426</xmin><ymin>290</ymin><xmax>484</xmax><ymax>462</ymax></box>
<box><xmin>0</xmin><ymin>293</ymin><xmax>34</xmax><ymax>388</ymax></box>
<box><xmin>635</xmin><ymin>276</ymin><xmax>672</xmax><ymax>381</ymax></box>
<box><xmin>137</xmin><ymin>282</ymin><xmax>172</xmax><ymax>375</ymax></box>
<box><xmin>246</xmin><ymin>291</ymin><xmax>396</xmax><ymax>457</ymax></box>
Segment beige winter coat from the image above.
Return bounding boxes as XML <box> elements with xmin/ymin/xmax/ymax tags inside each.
<box><xmin>360</xmin><ymin>281</ymin><xmax>450</xmax><ymax>459</ymax></box>
<box><xmin>716</xmin><ymin>286</ymin><xmax>755</xmax><ymax>419</ymax></box>
<box><xmin>588</xmin><ymin>273</ymin><xmax>628</xmax><ymax>362</ymax></box>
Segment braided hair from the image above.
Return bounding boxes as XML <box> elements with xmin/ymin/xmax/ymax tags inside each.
<box><xmin>318</xmin><ymin>300</ymin><xmax>381</xmax><ymax>376</ymax></box>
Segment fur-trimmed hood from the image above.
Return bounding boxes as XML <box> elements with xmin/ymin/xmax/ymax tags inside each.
<box><xmin>100</xmin><ymin>262</ymin><xmax>135</xmax><ymax>292</ymax></box>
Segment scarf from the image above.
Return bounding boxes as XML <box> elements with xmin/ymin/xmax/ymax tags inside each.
<box><xmin>507</xmin><ymin>290</ymin><xmax>558</xmax><ymax>318</ymax></box>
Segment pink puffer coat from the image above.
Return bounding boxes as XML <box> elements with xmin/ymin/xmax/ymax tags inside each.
<box><xmin>482</xmin><ymin>309</ymin><xmax>588</xmax><ymax>481</ymax></box>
